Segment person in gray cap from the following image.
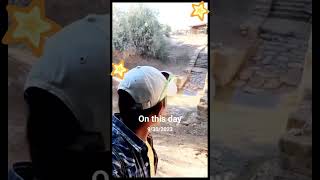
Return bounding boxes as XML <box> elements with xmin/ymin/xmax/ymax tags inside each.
<box><xmin>112</xmin><ymin>66</ymin><xmax>175</xmax><ymax>178</ymax></box>
<box><xmin>8</xmin><ymin>14</ymin><xmax>110</xmax><ymax>180</ymax></box>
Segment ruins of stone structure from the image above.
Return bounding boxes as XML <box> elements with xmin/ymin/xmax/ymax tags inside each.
<box><xmin>187</xmin><ymin>46</ymin><xmax>208</xmax><ymax>121</ymax></box>
<box><xmin>197</xmin><ymin>74</ymin><xmax>208</xmax><ymax>121</ymax></box>
<box><xmin>213</xmin><ymin>0</ymin><xmax>312</xmax><ymax>95</ymax></box>
<box><xmin>211</xmin><ymin>0</ymin><xmax>312</xmax><ymax>178</ymax></box>
<box><xmin>279</xmin><ymin>32</ymin><xmax>312</xmax><ymax>177</ymax></box>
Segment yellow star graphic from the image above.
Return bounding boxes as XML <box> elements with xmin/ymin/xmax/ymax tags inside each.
<box><xmin>111</xmin><ymin>60</ymin><xmax>128</xmax><ymax>80</ymax></box>
<box><xmin>191</xmin><ymin>1</ymin><xmax>209</xmax><ymax>21</ymax></box>
<box><xmin>2</xmin><ymin>0</ymin><xmax>61</xmax><ymax>57</ymax></box>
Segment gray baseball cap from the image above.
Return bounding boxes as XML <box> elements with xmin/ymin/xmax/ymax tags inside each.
<box><xmin>24</xmin><ymin>14</ymin><xmax>111</xmax><ymax>150</ymax></box>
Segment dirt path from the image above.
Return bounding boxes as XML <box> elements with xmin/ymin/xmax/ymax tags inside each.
<box><xmin>153</xmin><ymin>95</ymin><xmax>208</xmax><ymax>177</ymax></box>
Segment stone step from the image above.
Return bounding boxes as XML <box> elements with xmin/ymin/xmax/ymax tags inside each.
<box><xmin>271</xmin><ymin>5</ymin><xmax>312</xmax><ymax>15</ymax></box>
<box><xmin>195</xmin><ymin>60</ymin><xmax>207</xmax><ymax>64</ymax></box>
<box><xmin>270</xmin><ymin>8</ymin><xmax>311</xmax><ymax>17</ymax></box>
<box><xmin>269</xmin><ymin>11</ymin><xmax>311</xmax><ymax>21</ymax></box>
<box><xmin>276</xmin><ymin>0</ymin><xmax>312</xmax><ymax>4</ymax></box>
<box><xmin>253</xmin><ymin>10</ymin><xmax>269</xmax><ymax>17</ymax></box>
<box><xmin>279</xmin><ymin>133</ymin><xmax>312</xmax><ymax>177</ymax></box>
<box><xmin>274</xmin><ymin>1</ymin><xmax>311</xmax><ymax>7</ymax></box>
<box><xmin>287</xmin><ymin>91</ymin><xmax>312</xmax><ymax>134</ymax></box>
<box><xmin>287</xmin><ymin>108</ymin><xmax>312</xmax><ymax>132</ymax></box>
<box><xmin>197</xmin><ymin>102</ymin><xmax>208</xmax><ymax>112</ymax></box>
<box><xmin>256</xmin><ymin>0</ymin><xmax>273</xmax><ymax>4</ymax></box>
<box><xmin>259</xmin><ymin>33</ymin><xmax>294</xmax><ymax>42</ymax></box>
<box><xmin>253</xmin><ymin>4</ymin><xmax>272</xmax><ymax>11</ymax></box>
<box><xmin>194</xmin><ymin>65</ymin><xmax>208</xmax><ymax>69</ymax></box>
<box><xmin>200</xmin><ymin>96</ymin><xmax>207</xmax><ymax>103</ymax></box>
<box><xmin>273</xmin><ymin>4</ymin><xmax>311</xmax><ymax>13</ymax></box>
<box><xmin>279</xmin><ymin>133</ymin><xmax>312</xmax><ymax>159</ymax></box>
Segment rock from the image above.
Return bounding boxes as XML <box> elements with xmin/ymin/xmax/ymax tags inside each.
<box><xmin>241</xmin><ymin>30</ymin><xmax>248</xmax><ymax>37</ymax></box>
<box><xmin>256</xmin><ymin>70</ymin><xmax>278</xmax><ymax>78</ymax></box>
<box><xmin>263</xmin><ymin>50</ymin><xmax>277</xmax><ymax>56</ymax></box>
<box><xmin>231</xmin><ymin>80</ymin><xmax>247</xmax><ymax>88</ymax></box>
<box><xmin>200</xmin><ymin>95</ymin><xmax>208</xmax><ymax>103</ymax></box>
<box><xmin>252</xmin><ymin>55</ymin><xmax>263</xmax><ymax>61</ymax></box>
<box><xmin>248</xmin><ymin>66</ymin><xmax>262</xmax><ymax>71</ymax></box>
<box><xmin>288</xmin><ymin>62</ymin><xmax>303</xmax><ymax>69</ymax></box>
<box><xmin>260</xmin><ymin>33</ymin><xmax>273</xmax><ymax>40</ymax></box>
<box><xmin>197</xmin><ymin>102</ymin><xmax>208</xmax><ymax>112</ymax></box>
<box><xmin>287</xmin><ymin>97</ymin><xmax>312</xmax><ymax>134</ymax></box>
<box><xmin>239</xmin><ymin>69</ymin><xmax>254</xmax><ymax>80</ymax></box>
<box><xmin>243</xmin><ymin>86</ymin><xmax>264</xmax><ymax>94</ymax></box>
<box><xmin>279</xmin><ymin>133</ymin><xmax>312</xmax><ymax>159</ymax></box>
<box><xmin>212</xmin><ymin>45</ymin><xmax>255</xmax><ymax>87</ymax></box>
<box><xmin>247</xmin><ymin>76</ymin><xmax>265</xmax><ymax>88</ymax></box>
<box><xmin>263</xmin><ymin>78</ymin><xmax>281</xmax><ymax>89</ymax></box>
<box><xmin>280</xmin><ymin>68</ymin><xmax>302</xmax><ymax>86</ymax></box>
<box><xmin>262</xmin><ymin>56</ymin><xmax>273</xmax><ymax>65</ymax></box>
<box><xmin>277</xmin><ymin>55</ymin><xmax>289</xmax><ymax>62</ymax></box>
<box><xmin>279</xmin><ymin>133</ymin><xmax>312</xmax><ymax>177</ymax></box>
<box><xmin>261</xmin><ymin>18</ymin><xmax>310</xmax><ymax>38</ymax></box>
<box><xmin>240</xmin><ymin>23</ymin><xmax>249</xmax><ymax>31</ymax></box>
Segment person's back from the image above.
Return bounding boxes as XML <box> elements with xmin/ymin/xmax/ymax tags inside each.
<box><xmin>112</xmin><ymin>67</ymin><xmax>174</xmax><ymax>178</ymax></box>
<box><xmin>8</xmin><ymin>14</ymin><xmax>111</xmax><ymax>180</ymax></box>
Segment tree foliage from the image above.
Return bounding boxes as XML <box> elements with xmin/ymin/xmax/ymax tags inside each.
<box><xmin>113</xmin><ymin>5</ymin><xmax>169</xmax><ymax>61</ymax></box>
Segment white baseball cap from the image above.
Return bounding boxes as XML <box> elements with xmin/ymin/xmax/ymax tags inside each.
<box><xmin>118</xmin><ymin>66</ymin><xmax>176</xmax><ymax>110</ymax></box>
<box><xmin>24</xmin><ymin>14</ymin><xmax>111</xmax><ymax>150</ymax></box>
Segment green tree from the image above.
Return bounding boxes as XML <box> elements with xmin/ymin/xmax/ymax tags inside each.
<box><xmin>113</xmin><ymin>5</ymin><xmax>169</xmax><ymax>61</ymax></box>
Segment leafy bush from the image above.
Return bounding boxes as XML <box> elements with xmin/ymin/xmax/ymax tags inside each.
<box><xmin>162</xmin><ymin>24</ymin><xmax>172</xmax><ymax>37</ymax></box>
<box><xmin>113</xmin><ymin>5</ymin><xmax>169</xmax><ymax>61</ymax></box>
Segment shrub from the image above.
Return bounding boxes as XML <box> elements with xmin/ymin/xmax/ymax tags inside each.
<box><xmin>112</xmin><ymin>5</ymin><xmax>169</xmax><ymax>61</ymax></box>
<box><xmin>162</xmin><ymin>24</ymin><xmax>172</xmax><ymax>37</ymax></box>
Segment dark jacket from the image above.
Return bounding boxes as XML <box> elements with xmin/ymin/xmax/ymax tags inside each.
<box><xmin>8</xmin><ymin>162</ymin><xmax>35</xmax><ymax>180</ymax></box>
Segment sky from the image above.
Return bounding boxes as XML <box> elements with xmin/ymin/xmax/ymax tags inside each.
<box><xmin>113</xmin><ymin>3</ymin><xmax>208</xmax><ymax>31</ymax></box>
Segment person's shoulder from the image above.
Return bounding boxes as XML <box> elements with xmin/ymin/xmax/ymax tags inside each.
<box><xmin>112</xmin><ymin>135</ymin><xmax>131</xmax><ymax>153</ymax></box>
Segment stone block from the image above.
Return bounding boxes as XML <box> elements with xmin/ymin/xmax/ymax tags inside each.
<box><xmin>263</xmin><ymin>78</ymin><xmax>281</xmax><ymax>89</ymax></box>
<box><xmin>211</xmin><ymin>42</ymin><xmax>258</xmax><ymax>87</ymax></box>
<box><xmin>279</xmin><ymin>133</ymin><xmax>312</xmax><ymax>158</ymax></box>
<box><xmin>247</xmin><ymin>75</ymin><xmax>265</xmax><ymax>88</ymax></box>
<box><xmin>197</xmin><ymin>102</ymin><xmax>208</xmax><ymax>112</ymax></box>
<box><xmin>280</xmin><ymin>68</ymin><xmax>302</xmax><ymax>86</ymax></box>
<box><xmin>279</xmin><ymin>129</ymin><xmax>312</xmax><ymax>177</ymax></box>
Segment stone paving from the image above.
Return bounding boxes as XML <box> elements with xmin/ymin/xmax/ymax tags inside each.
<box><xmin>232</xmin><ymin>0</ymin><xmax>312</xmax><ymax>95</ymax></box>
<box><xmin>232</xmin><ymin>18</ymin><xmax>311</xmax><ymax>95</ymax></box>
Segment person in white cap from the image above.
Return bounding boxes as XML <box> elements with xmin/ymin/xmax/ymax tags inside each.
<box><xmin>8</xmin><ymin>14</ymin><xmax>110</xmax><ymax>180</ymax></box>
<box><xmin>112</xmin><ymin>66</ymin><xmax>175</xmax><ymax>178</ymax></box>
